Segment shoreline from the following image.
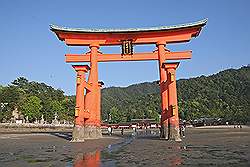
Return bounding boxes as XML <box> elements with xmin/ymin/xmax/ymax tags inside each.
<box><xmin>1</xmin><ymin>123</ymin><xmax>249</xmax><ymax>134</ymax></box>
<box><xmin>0</xmin><ymin>123</ymin><xmax>73</xmax><ymax>133</ymax></box>
<box><xmin>193</xmin><ymin>125</ymin><xmax>250</xmax><ymax>129</ymax></box>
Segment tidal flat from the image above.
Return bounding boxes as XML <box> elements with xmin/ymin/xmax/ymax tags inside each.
<box><xmin>0</xmin><ymin>127</ymin><xmax>249</xmax><ymax>167</ymax></box>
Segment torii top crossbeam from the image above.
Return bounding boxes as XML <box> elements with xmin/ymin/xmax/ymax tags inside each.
<box><xmin>50</xmin><ymin>19</ymin><xmax>207</xmax><ymax>46</ymax></box>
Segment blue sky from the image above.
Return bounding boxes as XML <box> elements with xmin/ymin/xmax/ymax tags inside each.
<box><xmin>0</xmin><ymin>0</ymin><xmax>249</xmax><ymax>95</ymax></box>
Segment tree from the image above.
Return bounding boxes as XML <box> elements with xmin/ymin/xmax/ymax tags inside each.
<box><xmin>109</xmin><ymin>106</ymin><xmax>124</xmax><ymax>123</ymax></box>
<box><xmin>61</xmin><ymin>96</ymin><xmax>75</xmax><ymax>122</ymax></box>
<box><xmin>0</xmin><ymin>85</ymin><xmax>4</xmax><ymax>94</ymax></box>
<box><xmin>21</xmin><ymin>96</ymin><xmax>42</xmax><ymax>122</ymax></box>
<box><xmin>49</xmin><ymin>100</ymin><xmax>65</xmax><ymax>121</ymax></box>
<box><xmin>11</xmin><ymin>77</ymin><xmax>29</xmax><ymax>89</ymax></box>
<box><xmin>0</xmin><ymin>86</ymin><xmax>23</xmax><ymax>108</ymax></box>
<box><xmin>0</xmin><ymin>86</ymin><xmax>24</xmax><ymax>122</ymax></box>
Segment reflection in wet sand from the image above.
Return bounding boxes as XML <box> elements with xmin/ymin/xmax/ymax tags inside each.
<box><xmin>74</xmin><ymin>150</ymin><xmax>100</xmax><ymax>167</ymax></box>
<box><xmin>168</xmin><ymin>145</ymin><xmax>184</xmax><ymax>166</ymax></box>
<box><xmin>170</xmin><ymin>156</ymin><xmax>182</xmax><ymax>166</ymax></box>
<box><xmin>72</xmin><ymin>136</ymin><xmax>134</xmax><ymax>167</ymax></box>
<box><xmin>72</xmin><ymin>130</ymin><xmax>163</xmax><ymax>167</ymax></box>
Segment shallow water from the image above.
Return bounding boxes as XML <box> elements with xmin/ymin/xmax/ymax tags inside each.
<box><xmin>70</xmin><ymin>134</ymin><xmax>135</xmax><ymax>167</ymax></box>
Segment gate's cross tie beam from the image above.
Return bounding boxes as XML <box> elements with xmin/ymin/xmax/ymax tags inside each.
<box><xmin>65</xmin><ymin>50</ymin><xmax>192</xmax><ymax>62</ymax></box>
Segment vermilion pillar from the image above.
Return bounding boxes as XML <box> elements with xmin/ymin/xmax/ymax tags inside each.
<box><xmin>84</xmin><ymin>43</ymin><xmax>102</xmax><ymax>138</ymax></box>
<box><xmin>73</xmin><ymin>65</ymin><xmax>90</xmax><ymax>125</ymax></box>
<box><xmin>163</xmin><ymin>62</ymin><xmax>181</xmax><ymax>141</ymax></box>
<box><xmin>72</xmin><ymin>65</ymin><xmax>90</xmax><ymax>142</ymax></box>
<box><xmin>157</xmin><ymin>41</ymin><xmax>169</xmax><ymax>139</ymax></box>
<box><xmin>96</xmin><ymin>81</ymin><xmax>104</xmax><ymax>127</ymax></box>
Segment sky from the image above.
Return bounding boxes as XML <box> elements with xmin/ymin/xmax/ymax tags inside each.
<box><xmin>0</xmin><ymin>0</ymin><xmax>249</xmax><ymax>95</ymax></box>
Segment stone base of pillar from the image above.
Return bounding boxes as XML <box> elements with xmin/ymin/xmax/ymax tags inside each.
<box><xmin>84</xmin><ymin>125</ymin><xmax>102</xmax><ymax>139</ymax></box>
<box><xmin>169</xmin><ymin>124</ymin><xmax>181</xmax><ymax>142</ymax></box>
<box><xmin>71</xmin><ymin>125</ymin><xmax>85</xmax><ymax>142</ymax></box>
<box><xmin>71</xmin><ymin>125</ymin><xmax>102</xmax><ymax>142</ymax></box>
<box><xmin>160</xmin><ymin>123</ymin><xmax>169</xmax><ymax>140</ymax></box>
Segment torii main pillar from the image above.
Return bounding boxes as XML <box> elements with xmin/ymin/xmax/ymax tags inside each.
<box><xmin>72</xmin><ymin>44</ymin><xmax>103</xmax><ymax>141</ymax></box>
<box><xmin>72</xmin><ymin>65</ymin><xmax>90</xmax><ymax>142</ymax></box>
<box><xmin>157</xmin><ymin>42</ymin><xmax>169</xmax><ymax>139</ymax></box>
<box><xmin>83</xmin><ymin>43</ymin><xmax>102</xmax><ymax>139</ymax></box>
<box><xmin>163</xmin><ymin>62</ymin><xmax>181</xmax><ymax>141</ymax></box>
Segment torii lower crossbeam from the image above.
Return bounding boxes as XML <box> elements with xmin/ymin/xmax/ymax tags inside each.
<box><xmin>65</xmin><ymin>51</ymin><xmax>192</xmax><ymax>62</ymax></box>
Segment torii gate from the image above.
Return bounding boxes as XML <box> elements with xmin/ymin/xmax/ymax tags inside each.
<box><xmin>50</xmin><ymin>19</ymin><xmax>207</xmax><ymax>142</ymax></box>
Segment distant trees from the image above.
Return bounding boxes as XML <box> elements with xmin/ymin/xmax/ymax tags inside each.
<box><xmin>0</xmin><ymin>85</ymin><xmax>23</xmax><ymax>121</ymax></box>
<box><xmin>177</xmin><ymin>66</ymin><xmax>250</xmax><ymax>123</ymax></box>
<box><xmin>108</xmin><ymin>106</ymin><xmax>123</xmax><ymax>123</ymax></box>
<box><xmin>101</xmin><ymin>82</ymin><xmax>161</xmax><ymax>123</ymax></box>
<box><xmin>20</xmin><ymin>96</ymin><xmax>42</xmax><ymax>122</ymax></box>
<box><xmin>101</xmin><ymin>66</ymin><xmax>250</xmax><ymax>124</ymax></box>
<box><xmin>0</xmin><ymin>77</ymin><xmax>74</xmax><ymax>123</ymax></box>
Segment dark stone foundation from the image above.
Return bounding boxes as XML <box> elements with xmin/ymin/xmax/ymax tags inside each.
<box><xmin>71</xmin><ymin>125</ymin><xmax>102</xmax><ymax>142</ymax></box>
<box><xmin>169</xmin><ymin>124</ymin><xmax>181</xmax><ymax>141</ymax></box>
<box><xmin>160</xmin><ymin>123</ymin><xmax>169</xmax><ymax>140</ymax></box>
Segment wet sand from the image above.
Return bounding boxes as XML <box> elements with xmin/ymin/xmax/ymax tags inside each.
<box><xmin>0</xmin><ymin>127</ymin><xmax>249</xmax><ymax>167</ymax></box>
<box><xmin>115</xmin><ymin>127</ymin><xmax>250</xmax><ymax>167</ymax></box>
<box><xmin>0</xmin><ymin>132</ymin><xmax>122</xmax><ymax>167</ymax></box>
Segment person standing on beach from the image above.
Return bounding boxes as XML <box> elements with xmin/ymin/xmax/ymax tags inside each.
<box><xmin>181</xmin><ymin>125</ymin><xmax>186</xmax><ymax>137</ymax></box>
<box><xmin>121</xmin><ymin>127</ymin><xmax>124</xmax><ymax>136</ymax></box>
<box><xmin>180</xmin><ymin>123</ymin><xmax>186</xmax><ymax>138</ymax></box>
<box><xmin>108</xmin><ymin>126</ymin><xmax>112</xmax><ymax>135</ymax></box>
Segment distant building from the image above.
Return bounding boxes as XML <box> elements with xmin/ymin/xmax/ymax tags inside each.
<box><xmin>101</xmin><ymin>118</ymin><xmax>159</xmax><ymax>129</ymax></box>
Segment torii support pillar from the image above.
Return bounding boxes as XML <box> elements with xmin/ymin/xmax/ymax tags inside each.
<box><xmin>83</xmin><ymin>43</ymin><xmax>102</xmax><ymax>139</ymax></box>
<box><xmin>157</xmin><ymin>42</ymin><xmax>169</xmax><ymax>139</ymax></box>
<box><xmin>163</xmin><ymin>62</ymin><xmax>181</xmax><ymax>141</ymax></box>
<box><xmin>96</xmin><ymin>81</ymin><xmax>104</xmax><ymax>127</ymax></box>
<box><xmin>72</xmin><ymin>65</ymin><xmax>90</xmax><ymax>142</ymax></box>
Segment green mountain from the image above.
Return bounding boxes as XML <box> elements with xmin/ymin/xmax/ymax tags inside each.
<box><xmin>1</xmin><ymin>66</ymin><xmax>249</xmax><ymax>124</ymax></box>
<box><xmin>101</xmin><ymin>66</ymin><xmax>250</xmax><ymax>124</ymax></box>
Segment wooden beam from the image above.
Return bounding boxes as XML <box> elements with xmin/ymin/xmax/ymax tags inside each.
<box><xmin>65</xmin><ymin>51</ymin><xmax>191</xmax><ymax>63</ymax></box>
<box><xmin>56</xmin><ymin>26</ymin><xmax>202</xmax><ymax>46</ymax></box>
<box><xmin>64</xmin><ymin>34</ymin><xmax>192</xmax><ymax>46</ymax></box>
<box><xmin>166</xmin><ymin>51</ymin><xmax>192</xmax><ymax>59</ymax></box>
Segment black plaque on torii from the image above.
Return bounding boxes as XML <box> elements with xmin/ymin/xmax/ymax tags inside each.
<box><xmin>121</xmin><ymin>40</ymin><xmax>133</xmax><ymax>55</ymax></box>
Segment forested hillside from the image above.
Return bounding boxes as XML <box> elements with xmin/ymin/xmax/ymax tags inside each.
<box><xmin>0</xmin><ymin>78</ymin><xmax>75</xmax><ymax>123</ymax></box>
<box><xmin>101</xmin><ymin>66</ymin><xmax>250</xmax><ymax>124</ymax></box>
<box><xmin>101</xmin><ymin>82</ymin><xmax>160</xmax><ymax>123</ymax></box>
<box><xmin>0</xmin><ymin>66</ymin><xmax>249</xmax><ymax>124</ymax></box>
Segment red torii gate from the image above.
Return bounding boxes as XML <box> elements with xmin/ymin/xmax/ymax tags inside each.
<box><xmin>50</xmin><ymin>19</ymin><xmax>207</xmax><ymax>142</ymax></box>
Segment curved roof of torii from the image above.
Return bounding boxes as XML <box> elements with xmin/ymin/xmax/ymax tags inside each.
<box><xmin>50</xmin><ymin>19</ymin><xmax>207</xmax><ymax>34</ymax></box>
<box><xmin>50</xmin><ymin>19</ymin><xmax>207</xmax><ymax>45</ymax></box>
